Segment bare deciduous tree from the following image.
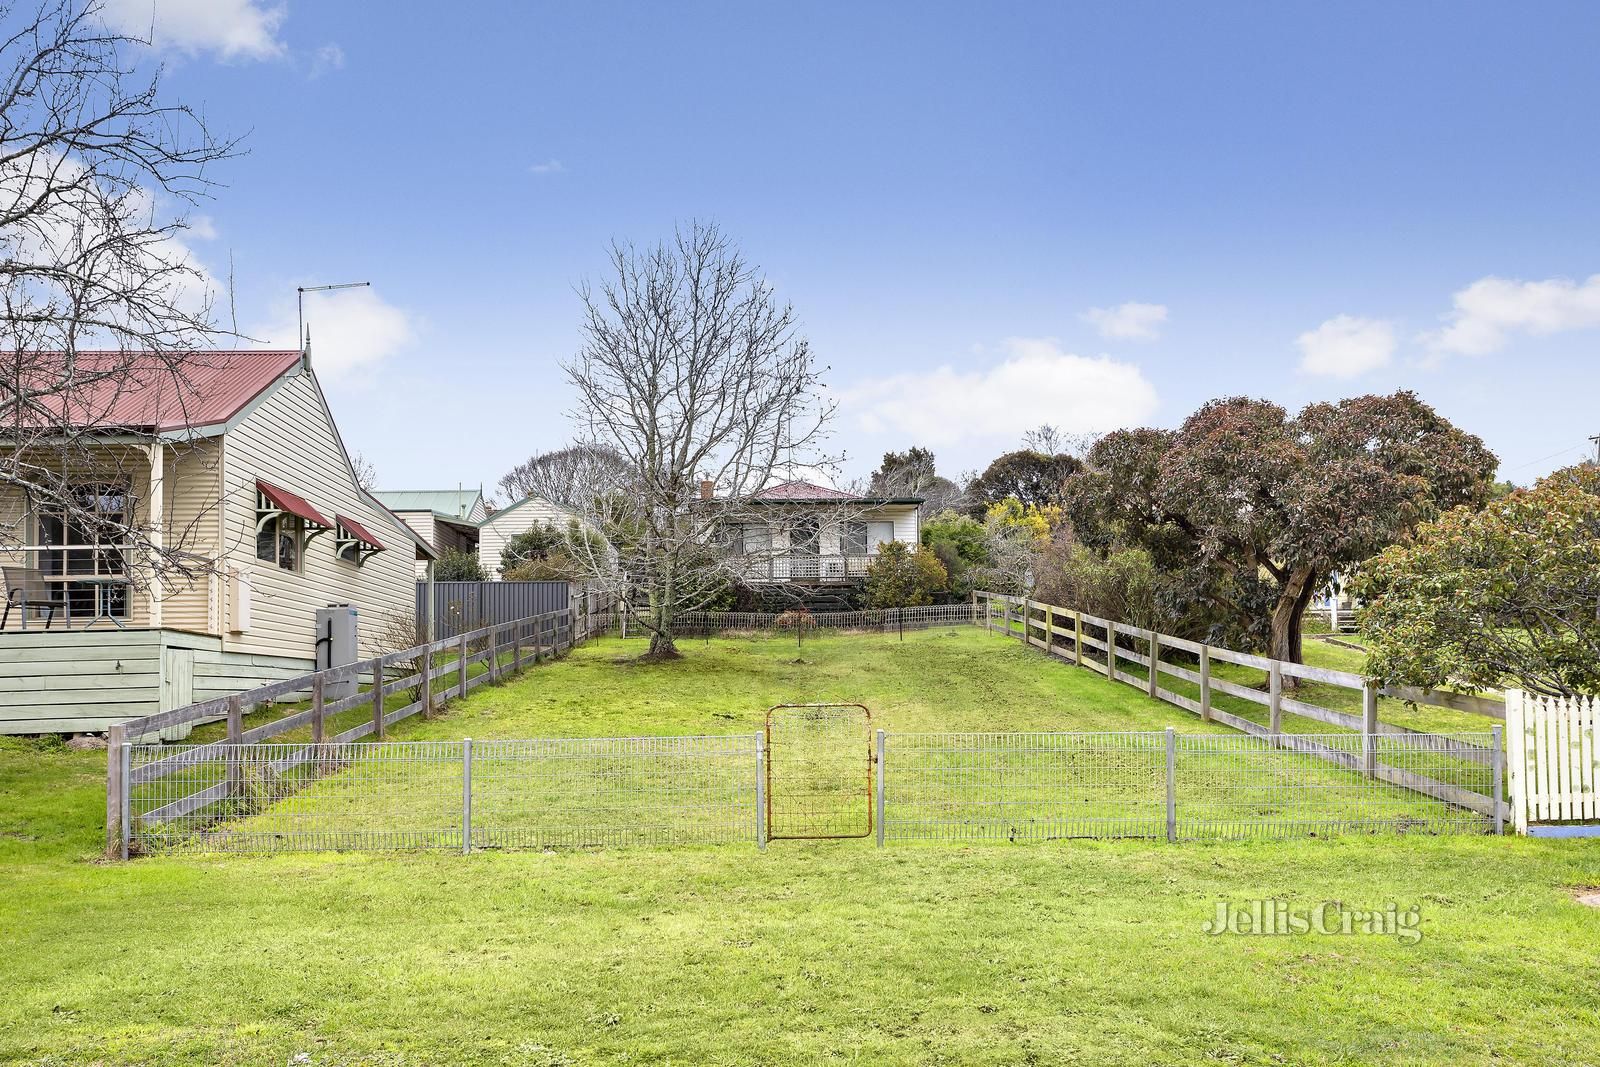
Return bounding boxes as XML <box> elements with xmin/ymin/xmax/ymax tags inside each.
<box><xmin>558</xmin><ymin>221</ymin><xmax>844</xmax><ymax>659</ymax></box>
<box><xmin>498</xmin><ymin>443</ymin><xmax>629</xmax><ymax>506</ymax></box>
<box><xmin>0</xmin><ymin>0</ymin><xmax>240</xmax><ymax>601</ymax></box>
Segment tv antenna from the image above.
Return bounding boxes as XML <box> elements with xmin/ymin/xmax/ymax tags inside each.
<box><xmin>297</xmin><ymin>281</ymin><xmax>370</xmax><ymax>349</ymax></box>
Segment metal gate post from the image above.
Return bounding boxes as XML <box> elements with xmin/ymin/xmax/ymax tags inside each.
<box><xmin>462</xmin><ymin>737</ymin><xmax>473</xmax><ymax>855</ymax></box>
<box><xmin>1164</xmin><ymin>727</ymin><xmax>1177</xmax><ymax>843</ymax></box>
<box><xmin>875</xmin><ymin>729</ymin><xmax>886</xmax><ymax>847</ymax></box>
<box><xmin>755</xmin><ymin>732</ymin><xmax>767</xmax><ymax>850</ymax></box>
<box><xmin>1491</xmin><ymin>724</ymin><xmax>1504</xmax><ymax>835</ymax></box>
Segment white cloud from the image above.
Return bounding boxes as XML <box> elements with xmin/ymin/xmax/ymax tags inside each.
<box><xmin>1080</xmin><ymin>301</ymin><xmax>1168</xmax><ymax>341</ymax></box>
<box><xmin>840</xmin><ymin>338</ymin><xmax>1158</xmax><ymax>450</ymax></box>
<box><xmin>308</xmin><ymin>43</ymin><xmax>345</xmax><ymax>78</ymax></box>
<box><xmin>1295</xmin><ymin>315</ymin><xmax>1396</xmax><ymax>379</ymax></box>
<box><xmin>529</xmin><ymin>160</ymin><xmax>565</xmax><ymax>175</ymax></box>
<box><xmin>251</xmin><ymin>287</ymin><xmax>416</xmax><ymax>384</ymax></box>
<box><xmin>103</xmin><ymin>0</ymin><xmax>287</xmax><ymax>61</ymax></box>
<box><xmin>1424</xmin><ymin>273</ymin><xmax>1600</xmax><ymax>356</ymax></box>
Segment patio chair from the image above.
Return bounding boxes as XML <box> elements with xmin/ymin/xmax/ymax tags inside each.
<box><xmin>2</xmin><ymin>566</ymin><xmax>67</xmax><ymax>630</ymax></box>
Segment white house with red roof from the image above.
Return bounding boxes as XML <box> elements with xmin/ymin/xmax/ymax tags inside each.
<box><xmin>729</xmin><ymin>479</ymin><xmax>923</xmax><ymax>584</ymax></box>
<box><xmin>0</xmin><ymin>349</ymin><xmax>434</xmax><ymax>734</ymax></box>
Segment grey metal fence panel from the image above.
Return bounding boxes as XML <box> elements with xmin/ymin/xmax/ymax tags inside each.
<box><xmin>420</xmin><ymin>581</ymin><xmax>572</xmax><ymax>640</ymax></box>
<box><xmin>129</xmin><ymin>734</ymin><xmax>759</xmax><ymax>854</ymax></box>
<box><xmin>882</xmin><ymin>731</ymin><xmax>1497</xmax><ymax>843</ymax></box>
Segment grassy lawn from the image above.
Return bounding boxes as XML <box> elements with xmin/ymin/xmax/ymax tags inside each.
<box><xmin>3</xmin><ymin>627</ymin><xmax>1599</xmax><ymax>1065</ymax></box>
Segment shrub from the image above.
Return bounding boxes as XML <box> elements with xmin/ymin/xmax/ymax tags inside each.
<box><xmin>865</xmin><ymin>541</ymin><xmax>948</xmax><ymax>608</ymax></box>
<box><xmin>434</xmin><ymin>548</ymin><xmax>485</xmax><ymax>582</ymax></box>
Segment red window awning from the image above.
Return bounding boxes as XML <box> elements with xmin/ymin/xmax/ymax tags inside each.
<box><xmin>257</xmin><ymin>479</ymin><xmax>331</xmax><ymax>527</ymax></box>
<box><xmin>335</xmin><ymin>514</ymin><xmax>385</xmax><ymax>551</ymax></box>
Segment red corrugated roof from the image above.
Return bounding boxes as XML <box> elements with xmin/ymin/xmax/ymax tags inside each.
<box><xmin>16</xmin><ymin>350</ymin><xmax>301</xmax><ymax>432</ymax></box>
<box><xmin>750</xmin><ymin>480</ymin><xmax>859</xmax><ymax>502</ymax></box>
<box><xmin>258</xmin><ymin>479</ymin><xmax>332</xmax><ymax>528</ymax></box>
<box><xmin>335</xmin><ymin>514</ymin><xmax>384</xmax><ymax>551</ymax></box>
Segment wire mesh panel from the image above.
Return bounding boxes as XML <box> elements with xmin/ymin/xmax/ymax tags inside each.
<box><xmin>1174</xmin><ymin>732</ymin><xmax>1496</xmax><ymax>838</ymax></box>
<box><xmin>131</xmin><ymin>742</ymin><xmax>466</xmax><ymax>853</ymax></box>
<box><xmin>472</xmin><ymin>735</ymin><xmax>758</xmax><ymax>848</ymax></box>
<box><xmin>884</xmin><ymin>732</ymin><xmax>1166</xmax><ymax>842</ymax></box>
<box><xmin>766</xmin><ymin>704</ymin><xmax>874</xmax><ymax>839</ymax></box>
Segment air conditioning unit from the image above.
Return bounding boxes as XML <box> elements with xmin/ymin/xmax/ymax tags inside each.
<box><xmin>316</xmin><ymin>605</ymin><xmax>360</xmax><ymax>700</ymax></box>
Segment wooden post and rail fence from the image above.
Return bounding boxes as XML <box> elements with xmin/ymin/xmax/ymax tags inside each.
<box><xmin>105</xmin><ymin>607</ymin><xmax>578</xmax><ymax>858</ymax></box>
<box><xmin>974</xmin><ymin>590</ymin><xmax>1514</xmax><ymax>830</ymax></box>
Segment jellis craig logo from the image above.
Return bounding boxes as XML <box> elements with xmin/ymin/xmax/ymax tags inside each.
<box><xmin>1203</xmin><ymin>899</ymin><xmax>1423</xmax><ymax>944</ymax></box>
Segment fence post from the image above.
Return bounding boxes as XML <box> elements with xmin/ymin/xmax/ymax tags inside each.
<box><xmin>1491</xmin><ymin>723</ymin><xmax>1504</xmax><ymax>835</ymax></box>
<box><xmin>458</xmin><ymin>632</ymin><xmax>468</xmax><ymax>697</ymax></box>
<box><xmin>421</xmin><ymin>644</ymin><xmax>434</xmax><ymax>718</ymax></box>
<box><xmin>105</xmin><ymin>722</ymin><xmax>127</xmax><ymax>859</ymax></box>
<box><xmin>1072</xmin><ymin>610</ymin><xmax>1083</xmax><ymax>666</ymax></box>
<box><xmin>1506</xmin><ymin>691</ymin><xmax>1528</xmax><ymax>835</ymax></box>
<box><xmin>1165</xmin><ymin>727</ymin><xmax>1177</xmax><ymax>843</ymax></box>
<box><xmin>1268</xmin><ymin>661</ymin><xmax>1283</xmax><ymax>737</ymax></box>
<box><xmin>512</xmin><ymin>623</ymin><xmax>522</xmax><ymax>674</ymax></box>
<box><xmin>1362</xmin><ymin>680</ymin><xmax>1378</xmax><ymax>777</ymax></box>
<box><xmin>875</xmin><ymin>728</ymin><xmax>886</xmax><ymax>848</ymax></box>
<box><xmin>488</xmin><ymin>625</ymin><xmax>499</xmax><ymax>684</ymax></box>
<box><xmin>1147</xmin><ymin>631</ymin><xmax>1160</xmax><ymax>699</ymax></box>
<box><xmin>371</xmin><ymin>657</ymin><xmax>386</xmax><ymax>740</ymax></box>
<box><xmin>305</xmin><ymin>672</ymin><xmax>322</xmax><ymax>744</ymax></box>
<box><xmin>225</xmin><ymin>694</ymin><xmax>243</xmax><ymax>796</ymax></box>
<box><xmin>970</xmin><ymin>590</ymin><xmax>978</xmax><ymax>626</ymax></box>
<box><xmin>755</xmin><ymin>732</ymin><xmax>767</xmax><ymax>851</ymax></box>
<box><xmin>1199</xmin><ymin>645</ymin><xmax>1212</xmax><ymax>722</ymax></box>
<box><xmin>1044</xmin><ymin>604</ymin><xmax>1053</xmax><ymax>654</ymax></box>
<box><xmin>462</xmin><ymin>737</ymin><xmax>473</xmax><ymax>855</ymax></box>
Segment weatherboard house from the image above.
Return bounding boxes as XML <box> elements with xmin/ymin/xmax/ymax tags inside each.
<box><xmin>374</xmin><ymin>488</ymin><xmax>486</xmax><ymax>579</ymax></box>
<box><xmin>0</xmin><ymin>349</ymin><xmax>434</xmax><ymax>735</ymax></box>
<box><xmin>725</xmin><ymin>480</ymin><xmax>923</xmax><ymax>583</ymax></box>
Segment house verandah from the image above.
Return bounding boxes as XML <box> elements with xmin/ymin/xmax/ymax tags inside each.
<box><xmin>721</xmin><ymin>481</ymin><xmax>923</xmax><ymax>586</ymax></box>
<box><xmin>0</xmin><ymin>439</ymin><xmax>305</xmax><ymax>733</ymax></box>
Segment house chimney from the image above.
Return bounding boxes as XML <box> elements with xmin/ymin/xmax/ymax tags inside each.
<box><xmin>699</xmin><ymin>479</ymin><xmax>714</xmax><ymax>501</ymax></box>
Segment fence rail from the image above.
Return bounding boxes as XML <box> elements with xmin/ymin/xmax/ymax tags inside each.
<box><xmin>974</xmin><ymin>590</ymin><xmax>1510</xmax><ymax>827</ymax></box>
<box><xmin>106</xmin><ymin>606</ymin><xmax>581</xmax><ymax>857</ymax></box>
<box><xmin>117</xmin><ymin>724</ymin><xmax>1495</xmax><ymax>856</ymax></box>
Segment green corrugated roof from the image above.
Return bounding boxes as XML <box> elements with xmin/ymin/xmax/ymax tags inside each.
<box><xmin>374</xmin><ymin>489</ymin><xmax>483</xmax><ymax>520</ymax></box>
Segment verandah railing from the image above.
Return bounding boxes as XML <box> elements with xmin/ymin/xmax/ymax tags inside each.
<box><xmin>105</xmin><ymin>607</ymin><xmax>579</xmax><ymax>857</ymax></box>
<box><xmin>974</xmin><ymin>590</ymin><xmax>1510</xmax><ymax>827</ymax></box>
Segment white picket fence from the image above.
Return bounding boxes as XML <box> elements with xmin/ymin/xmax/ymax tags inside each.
<box><xmin>1506</xmin><ymin>690</ymin><xmax>1600</xmax><ymax>834</ymax></box>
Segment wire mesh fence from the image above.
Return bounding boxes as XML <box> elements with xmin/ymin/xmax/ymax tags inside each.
<box><xmin>883</xmin><ymin>730</ymin><xmax>1498</xmax><ymax>843</ymax></box>
<box><xmin>123</xmin><ymin>728</ymin><xmax>1497</xmax><ymax>856</ymax></box>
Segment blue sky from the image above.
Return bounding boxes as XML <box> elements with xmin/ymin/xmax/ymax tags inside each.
<box><xmin>110</xmin><ymin>0</ymin><xmax>1600</xmax><ymax>497</ymax></box>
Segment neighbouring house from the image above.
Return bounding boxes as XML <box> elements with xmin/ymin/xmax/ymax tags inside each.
<box><xmin>374</xmin><ymin>488</ymin><xmax>486</xmax><ymax>578</ymax></box>
<box><xmin>725</xmin><ymin>480</ymin><xmax>923</xmax><ymax>584</ymax></box>
<box><xmin>0</xmin><ymin>349</ymin><xmax>434</xmax><ymax>734</ymax></box>
<box><xmin>476</xmin><ymin>495</ymin><xmax>574</xmax><ymax>579</ymax></box>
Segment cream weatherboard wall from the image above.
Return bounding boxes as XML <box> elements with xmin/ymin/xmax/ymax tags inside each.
<box><xmin>218</xmin><ymin>369</ymin><xmax>420</xmax><ymax>661</ymax></box>
<box><xmin>477</xmin><ymin>496</ymin><xmax>572</xmax><ymax>579</ymax></box>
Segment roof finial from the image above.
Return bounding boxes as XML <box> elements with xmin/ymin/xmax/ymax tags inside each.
<box><xmin>302</xmin><ymin>325</ymin><xmax>312</xmax><ymax>371</ymax></box>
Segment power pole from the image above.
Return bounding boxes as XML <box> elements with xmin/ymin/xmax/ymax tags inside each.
<box><xmin>1590</xmin><ymin>434</ymin><xmax>1600</xmax><ymax>465</ymax></box>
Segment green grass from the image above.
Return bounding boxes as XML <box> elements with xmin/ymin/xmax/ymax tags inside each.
<box><xmin>3</xmin><ymin>628</ymin><xmax>1599</xmax><ymax>1065</ymax></box>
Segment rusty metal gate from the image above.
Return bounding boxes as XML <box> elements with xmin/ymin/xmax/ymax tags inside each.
<box><xmin>764</xmin><ymin>703</ymin><xmax>874</xmax><ymax>840</ymax></box>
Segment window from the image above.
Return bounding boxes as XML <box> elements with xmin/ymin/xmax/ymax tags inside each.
<box><xmin>256</xmin><ymin>512</ymin><xmax>304</xmax><ymax>572</ymax></box>
<box><xmin>741</xmin><ymin>524</ymin><xmax>772</xmax><ymax>555</ymax></box>
<box><xmin>842</xmin><ymin>522</ymin><xmax>868</xmax><ymax>557</ymax></box>
<box><xmin>334</xmin><ymin>515</ymin><xmax>385</xmax><ymax>567</ymax></box>
<box><xmin>867</xmin><ymin>520</ymin><xmax>895</xmax><ymax>554</ymax></box>
<box><xmin>38</xmin><ymin>484</ymin><xmax>130</xmax><ymax>619</ymax></box>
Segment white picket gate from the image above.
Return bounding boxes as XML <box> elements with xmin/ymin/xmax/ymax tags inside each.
<box><xmin>1505</xmin><ymin>689</ymin><xmax>1600</xmax><ymax>834</ymax></box>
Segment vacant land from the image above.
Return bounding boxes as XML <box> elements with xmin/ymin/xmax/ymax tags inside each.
<box><xmin>3</xmin><ymin>628</ymin><xmax>1599</xmax><ymax>1065</ymax></box>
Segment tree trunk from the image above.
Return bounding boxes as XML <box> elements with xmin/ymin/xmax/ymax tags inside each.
<box><xmin>1269</xmin><ymin>564</ymin><xmax>1320</xmax><ymax>671</ymax></box>
<box><xmin>641</xmin><ymin>558</ymin><xmax>681</xmax><ymax>660</ymax></box>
